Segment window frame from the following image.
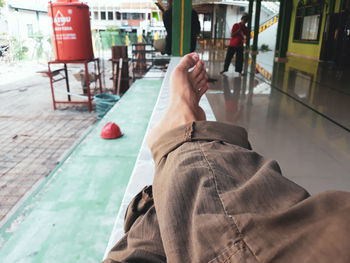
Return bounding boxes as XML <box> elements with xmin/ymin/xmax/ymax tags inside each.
<box><xmin>108</xmin><ymin>11</ymin><xmax>113</xmax><ymax>20</ymax></box>
<box><xmin>116</xmin><ymin>12</ymin><xmax>121</xmax><ymax>20</ymax></box>
<box><xmin>93</xmin><ymin>11</ymin><xmax>98</xmax><ymax>20</ymax></box>
<box><xmin>293</xmin><ymin>0</ymin><xmax>324</xmax><ymax>44</ymax></box>
<box><xmin>101</xmin><ymin>11</ymin><xmax>106</xmax><ymax>20</ymax></box>
<box><xmin>132</xmin><ymin>13</ymin><xmax>140</xmax><ymax>20</ymax></box>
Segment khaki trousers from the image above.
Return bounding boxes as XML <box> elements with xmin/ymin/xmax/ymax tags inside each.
<box><xmin>104</xmin><ymin>121</ymin><xmax>350</xmax><ymax>263</ymax></box>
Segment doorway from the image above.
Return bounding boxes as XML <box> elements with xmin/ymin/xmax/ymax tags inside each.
<box><xmin>320</xmin><ymin>10</ymin><xmax>350</xmax><ymax>68</ymax></box>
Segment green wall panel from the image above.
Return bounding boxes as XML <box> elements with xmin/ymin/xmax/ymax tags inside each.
<box><xmin>335</xmin><ymin>0</ymin><xmax>342</xmax><ymax>12</ymax></box>
<box><xmin>287</xmin><ymin>0</ymin><xmax>328</xmax><ymax>59</ymax></box>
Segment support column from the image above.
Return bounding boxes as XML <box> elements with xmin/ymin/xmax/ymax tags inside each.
<box><xmin>211</xmin><ymin>5</ymin><xmax>217</xmax><ymax>39</ymax></box>
<box><xmin>275</xmin><ymin>0</ymin><xmax>284</xmax><ymax>53</ymax></box>
<box><xmin>212</xmin><ymin>5</ymin><xmax>217</xmax><ymax>45</ymax></box>
<box><xmin>247</xmin><ymin>0</ymin><xmax>254</xmax><ymax>48</ymax></box>
<box><xmin>252</xmin><ymin>0</ymin><xmax>261</xmax><ymax>54</ymax></box>
<box><xmin>275</xmin><ymin>0</ymin><xmax>292</xmax><ymax>62</ymax></box>
<box><xmin>172</xmin><ymin>0</ymin><xmax>192</xmax><ymax>56</ymax></box>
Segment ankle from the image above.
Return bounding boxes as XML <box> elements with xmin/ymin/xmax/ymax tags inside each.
<box><xmin>167</xmin><ymin>103</ymin><xmax>197</xmax><ymax>123</ymax></box>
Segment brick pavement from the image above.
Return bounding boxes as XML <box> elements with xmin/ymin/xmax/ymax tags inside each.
<box><xmin>0</xmin><ymin>64</ymin><xmax>101</xmax><ymax>224</ymax></box>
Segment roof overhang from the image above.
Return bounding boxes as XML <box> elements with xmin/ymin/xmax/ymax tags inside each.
<box><xmin>9</xmin><ymin>4</ymin><xmax>48</xmax><ymax>14</ymax></box>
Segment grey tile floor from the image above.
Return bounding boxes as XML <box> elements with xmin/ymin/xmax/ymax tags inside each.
<box><xmin>204</xmin><ymin>49</ymin><xmax>350</xmax><ymax>194</ymax></box>
<box><xmin>103</xmin><ymin>53</ymin><xmax>350</xmax><ymax>255</ymax></box>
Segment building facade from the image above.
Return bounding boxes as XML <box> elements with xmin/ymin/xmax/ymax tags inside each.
<box><xmin>0</xmin><ymin>0</ymin><xmax>167</xmax><ymax>59</ymax></box>
<box><xmin>0</xmin><ymin>0</ymin><xmax>52</xmax><ymax>59</ymax></box>
<box><xmin>0</xmin><ymin>0</ymin><xmax>51</xmax><ymax>40</ymax></box>
<box><xmin>86</xmin><ymin>0</ymin><xmax>164</xmax><ymax>35</ymax></box>
<box><xmin>286</xmin><ymin>0</ymin><xmax>350</xmax><ymax>65</ymax></box>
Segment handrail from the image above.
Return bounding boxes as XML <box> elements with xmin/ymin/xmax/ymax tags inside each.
<box><xmin>259</xmin><ymin>13</ymin><xmax>279</xmax><ymax>29</ymax></box>
<box><xmin>250</xmin><ymin>14</ymin><xmax>279</xmax><ymax>39</ymax></box>
<box><xmin>215</xmin><ymin>13</ymin><xmax>279</xmax><ymax>41</ymax></box>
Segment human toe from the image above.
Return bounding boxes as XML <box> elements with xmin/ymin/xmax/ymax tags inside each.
<box><xmin>177</xmin><ymin>52</ymin><xmax>199</xmax><ymax>72</ymax></box>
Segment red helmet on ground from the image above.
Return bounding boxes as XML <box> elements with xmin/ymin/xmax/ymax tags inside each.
<box><xmin>101</xmin><ymin>122</ymin><xmax>122</xmax><ymax>139</ymax></box>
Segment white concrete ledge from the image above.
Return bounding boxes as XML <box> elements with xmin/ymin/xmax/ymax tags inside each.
<box><xmin>103</xmin><ymin>57</ymin><xmax>216</xmax><ymax>259</ymax></box>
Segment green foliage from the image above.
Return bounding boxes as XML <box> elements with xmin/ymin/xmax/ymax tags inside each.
<box><xmin>106</xmin><ymin>26</ymin><xmax>120</xmax><ymax>32</ymax></box>
<box><xmin>260</xmin><ymin>44</ymin><xmax>271</xmax><ymax>52</ymax></box>
<box><xmin>10</xmin><ymin>37</ymin><xmax>28</xmax><ymax>60</ymax></box>
<box><xmin>152</xmin><ymin>11</ymin><xmax>160</xmax><ymax>21</ymax></box>
<box><xmin>0</xmin><ymin>0</ymin><xmax>5</xmax><ymax>16</ymax></box>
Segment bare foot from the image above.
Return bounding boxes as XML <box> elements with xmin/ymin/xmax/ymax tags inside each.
<box><xmin>147</xmin><ymin>53</ymin><xmax>209</xmax><ymax>149</ymax></box>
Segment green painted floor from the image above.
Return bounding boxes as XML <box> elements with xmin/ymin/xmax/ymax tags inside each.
<box><xmin>0</xmin><ymin>79</ymin><xmax>162</xmax><ymax>262</ymax></box>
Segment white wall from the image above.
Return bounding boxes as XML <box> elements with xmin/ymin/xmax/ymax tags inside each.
<box><xmin>250</xmin><ymin>3</ymin><xmax>276</xmax><ymax>29</ymax></box>
<box><xmin>258</xmin><ymin>7</ymin><xmax>271</xmax><ymax>24</ymax></box>
<box><xmin>253</xmin><ymin>4</ymin><xmax>278</xmax><ymax>51</ymax></box>
<box><xmin>258</xmin><ymin>22</ymin><xmax>277</xmax><ymax>50</ymax></box>
<box><xmin>225</xmin><ymin>5</ymin><xmax>244</xmax><ymax>39</ymax></box>
<box><xmin>1</xmin><ymin>0</ymin><xmax>52</xmax><ymax>39</ymax></box>
<box><xmin>0</xmin><ymin>13</ymin><xmax>8</xmax><ymax>37</ymax></box>
<box><xmin>6</xmin><ymin>9</ymin><xmax>51</xmax><ymax>39</ymax></box>
<box><xmin>223</xmin><ymin>3</ymin><xmax>278</xmax><ymax>50</ymax></box>
<box><xmin>224</xmin><ymin>3</ymin><xmax>273</xmax><ymax>39</ymax></box>
<box><xmin>87</xmin><ymin>0</ymin><xmax>162</xmax><ymax>31</ymax></box>
<box><xmin>0</xmin><ymin>2</ymin><xmax>52</xmax><ymax>59</ymax></box>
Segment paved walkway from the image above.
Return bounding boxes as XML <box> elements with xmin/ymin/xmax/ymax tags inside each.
<box><xmin>0</xmin><ymin>72</ymin><xmax>163</xmax><ymax>262</ymax></box>
<box><xmin>0</xmin><ymin>62</ymin><xmax>98</xmax><ymax>225</ymax></box>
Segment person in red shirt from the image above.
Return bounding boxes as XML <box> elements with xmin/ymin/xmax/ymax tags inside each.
<box><xmin>220</xmin><ymin>13</ymin><xmax>249</xmax><ymax>77</ymax></box>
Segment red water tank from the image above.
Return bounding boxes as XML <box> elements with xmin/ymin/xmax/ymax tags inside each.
<box><xmin>49</xmin><ymin>0</ymin><xmax>94</xmax><ymax>61</ymax></box>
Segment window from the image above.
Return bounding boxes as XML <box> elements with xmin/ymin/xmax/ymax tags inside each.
<box><xmin>293</xmin><ymin>0</ymin><xmax>323</xmax><ymax>42</ymax></box>
<box><xmin>101</xmin><ymin>11</ymin><xmax>106</xmax><ymax>20</ymax></box>
<box><xmin>132</xmin><ymin>13</ymin><xmax>140</xmax><ymax>20</ymax></box>
<box><xmin>108</xmin><ymin>11</ymin><xmax>113</xmax><ymax>20</ymax></box>
<box><xmin>27</xmin><ymin>24</ymin><xmax>33</xmax><ymax>37</ymax></box>
<box><xmin>116</xmin><ymin>12</ymin><xmax>121</xmax><ymax>20</ymax></box>
<box><xmin>122</xmin><ymin>13</ymin><xmax>128</xmax><ymax>20</ymax></box>
<box><xmin>204</xmin><ymin>14</ymin><xmax>211</xmax><ymax>21</ymax></box>
<box><xmin>301</xmin><ymin>15</ymin><xmax>320</xmax><ymax>40</ymax></box>
<box><xmin>94</xmin><ymin>11</ymin><xmax>98</xmax><ymax>20</ymax></box>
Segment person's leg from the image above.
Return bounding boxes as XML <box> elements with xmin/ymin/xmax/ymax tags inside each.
<box><xmin>147</xmin><ymin>53</ymin><xmax>208</xmax><ymax>148</ymax></box>
<box><xmin>149</xmin><ymin>123</ymin><xmax>313</xmax><ymax>262</ymax></box>
<box><xmin>104</xmin><ymin>53</ymin><xmax>209</xmax><ymax>263</ymax></box>
<box><xmin>220</xmin><ymin>46</ymin><xmax>236</xmax><ymax>74</ymax></box>
<box><xmin>103</xmin><ymin>186</ymin><xmax>166</xmax><ymax>263</ymax></box>
<box><xmin>147</xmin><ymin>53</ymin><xmax>350</xmax><ymax>263</ymax></box>
<box><xmin>235</xmin><ymin>46</ymin><xmax>244</xmax><ymax>76</ymax></box>
<box><xmin>105</xmin><ymin>53</ymin><xmax>350</xmax><ymax>263</ymax></box>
